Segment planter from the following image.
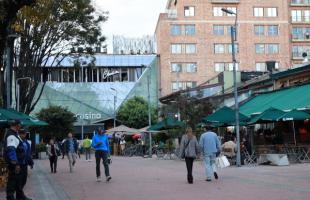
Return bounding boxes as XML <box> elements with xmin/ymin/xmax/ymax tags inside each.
<box><xmin>38</xmin><ymin>152</ymin><xmax>48</xmax><ymax>160</ymax></box>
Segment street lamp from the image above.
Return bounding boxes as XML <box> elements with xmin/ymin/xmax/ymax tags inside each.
<box><xmin>221</xmin><ymin>8</ymin><xmax>241</xmax><ymax>167</ymax></box>
<box><xmin>110</xmin><ymin>87</ymin><xmax>117</xmax><ymax>128</ymax></box>
<box><xmin>16</xmin><ymin>77</ymin><xmax>32</xmax><ymax>112</ymax></box>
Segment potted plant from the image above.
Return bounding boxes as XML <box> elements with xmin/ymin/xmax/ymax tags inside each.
<box><xmin>35</xmin><ymin>143</ymin><xmax>47</xmax><ymax>159</ymax></box>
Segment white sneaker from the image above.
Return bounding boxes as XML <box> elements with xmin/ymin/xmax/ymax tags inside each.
<box><xmin>97</xmin><ymin>176</ymin><xmax>102</xmax><ymax>182</ymax></box>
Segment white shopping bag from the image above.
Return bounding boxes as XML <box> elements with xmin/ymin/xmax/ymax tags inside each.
<box><xmin>216</xmin><ymin>155</ymin><xmax>230</xmax><ymax>168</ymax></box>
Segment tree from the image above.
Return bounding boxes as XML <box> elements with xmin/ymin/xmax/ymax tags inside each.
<box><xmin>12</xmin><ymin>0</ymin><xmax>107</xmax><ymax>114</ymax></box>
<box><xmin>117</xmin><ymin>96</ymin><xmax>157</xmax><ymax>129</ymax></box>
<box><xmin>36</xmin><ymin>105</ymin><xmax>76</xmax><ymax>140</ymax></box>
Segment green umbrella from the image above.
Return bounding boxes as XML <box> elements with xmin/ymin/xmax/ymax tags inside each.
<box><xmin>203</xmin><ymin>106</ymin><xmax>249</xmax><ymax>126</ymax></box>
<box><xmin>276</xmin><ymin>109</ymin><xmax>310</xmax><ymax>145</ymax></box>
<box><xmin>0</xmin><ymin>108</ymin><xmax>48</xmax><ymax>126</ymax></box>
<box><xmin>148</xmin><ymin>117</ymin><xmax>185</xmax><ymax>131</ymax></box>
<box><xmin>248</xmin><ymin>107</ymin><xmax>285</xmax><ymax>124</ymax></box>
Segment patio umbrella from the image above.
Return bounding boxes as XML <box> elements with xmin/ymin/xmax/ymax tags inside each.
<box><xmin>277</xmin><ymin>109</ymin><xmax>310</xmax><ymax>145</ymax></box>
<box><xmin>248</xmin><ymin>107</ymin><xmax>285</xmax><ymax>124</ymax></box>
<box><xmin>0</xmin><ymin>108</ymin><xmax>48</xmax><ymax>126</ymax></box>
<box><xmin>203</xmin><ymin>106</ymin><xmax>249</xmax><ymax>126</ymax></box>
<box><xmin>148</xmin><ymin>117</ymin><xmax>185</xmax><ymax>131</ymax></box>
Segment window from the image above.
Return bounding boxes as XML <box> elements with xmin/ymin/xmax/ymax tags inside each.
<box><xmin>254</xmin><ymin>8</ymin><xmax>264</xmax><ymax>17</ymax></box>
<box><xmin>292</xmin><ymin>45</ymin><xmax>310</xmax><ymax>57</ymax></box>
<box><xmin>292</xmin><ymin>10</ymin><xmax>302</xmax><ymax>22</ymax></box>
<box><xmin>214</xmin><ymin>63</ymin><xmax>225</xmax><ymax>72</ymax></box>
<box><xmin>172</xmin><ymin>82</ymin><xmax>183</xmax><ymax>92</ymax></box>
<box><xmin>213</xmin><ymin>25</ymin><xmax>224</xmax><ymax>35</ymax></box>
<box><xmin>214</xmin><ymin>44</ymin><xmax>225</xmax><ymax>54</ymax></box>
<box><xmin>171</xmin><ymin>63</ymin><xmax>182</xmax><ymax>72</ymax></box>
<box><xmin>213</xmin><ymin>7</ymin><xmax>223</xmax><ymax>16</ymax></box>
<box><xmin>268</xmin><ymin>25</ymin><xmax>278</xmax><ymax>36</ymax></box>
<box><xmin>227</xmin><ymin>63</ymin><xmax>239</xmax><ymax>71</ymax></box>
<box><xmin>185</xmin><ymin>63</ymin><xmax>197</xmax><ymax>73</ymax></box>
<box><xmin>256</xmin><ymin>63</ymin><xmax>266</xmax><ymax>71</ymax></box>
<box><xmin>185</xmin><ymin>44</ymin><xmax>196</xmax><ymax>54</ymax></box>
<box><xmin>228</xmin><ymin>44</ymin><xmax>239</xmax><ymax>53</ymax></box>
<box><xmin>184</xmin><ymin>6</ymin><xmax>195</xmax><ymax>17</ymax></box>
<box><xmin>305</xmin><ymin>10</ymin><xmax>310</xmax><ymax>22</ymax></box>
<box><xmin>268</xmin><ymin>44</ymin><xmax>279</xmax><ymax>54</ymax></box>
<box><xmin>185</xmin><ymin>25</ymin><xmax>196</xmax><ymax>36</ymax></box>
<box><xmin>292</xmin><ymin>27</ymin><xmax>310</xmax><ymax>40</ymax></box>
<box><xmin>171</xmin><ymin>25</ymin><xmax>182</xmax><ymax>36</ymax></box>
<box><xmin>254</xmin><ymin>25</ymin><xmax>265</xmax><ymax>36</ymax></box>
<box><xmin>171</xmin><ymin>44</ymin><xmax>182</xmax><ymax>54</ymax></box>
<box><xmin>267</xmin><ymin>8</ymin><xmax>277</xmax><ymax>17</ymax></box>
<box><xmin>255</xmin><ymin>44</ymin><xmax>265</xmax><ymax>54</ymax></box>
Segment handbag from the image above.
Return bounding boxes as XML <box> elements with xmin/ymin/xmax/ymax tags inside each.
<box><xmin>216</xmin><ymin>155</ymin><xmax>230</xmax><ymax>168</ymax></box>
<box><xmin>181</xmin><ymin>139</ymin><xmax>191</xmax><ymax>159</ymax></box>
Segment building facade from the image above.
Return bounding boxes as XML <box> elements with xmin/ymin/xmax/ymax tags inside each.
<box><xmin>155</xmin><ymin>0</ymin><xmax>304</xmax><ymax>97</ymax></box>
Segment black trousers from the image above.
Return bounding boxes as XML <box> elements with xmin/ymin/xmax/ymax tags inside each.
<box><xmin>49</xmin><ymin>155</ymin><xmax>58</xmax><ymax>172</ymax></box>
<box><xmin>95</xmin><ymin>150</ymin><xmax>110</xmax><ymax>178</ymax></box>
<box><xmin>6</xmin><ymin>167</ymin><xmax>24</xmax><ymax>200</ymax></box>
<box><xmin>20</xmin><ymin>165</ymin><xmax>28</xmax><ymax>190</ymax></box>
<box><xmin>185</xmin><ymin>157</ymin><xmax>194</xmax><ymax>179</ymax></box>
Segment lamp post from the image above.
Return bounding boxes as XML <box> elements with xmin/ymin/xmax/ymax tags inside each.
<box><xmin>16</xmin><ymin>77</ymin><xmax>32</xmax><ymax>112</ymax></box>
<box><xmin>221</xmin><ymin>8</ymin><xmax>241</xmax><ymax>167</ymax></box>
<box><xmin>110</xmin><ymin>87</ymin><xmax>117</xmax><ymax>128</ymax></box>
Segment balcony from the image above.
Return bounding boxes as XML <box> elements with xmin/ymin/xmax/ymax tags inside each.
<box><xmin>211</xmin><ymin>0</ymin><xmax>240</xmax><ymax>3</ymax></box>
<box><xmin>291</xmin><ymin>0</ymin><xmax>310</xmax><ymax>6</ymax></box>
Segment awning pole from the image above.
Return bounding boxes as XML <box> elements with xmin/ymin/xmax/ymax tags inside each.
<box><xmin>292</xmin><ymin>121</ymin><xmax>297</xmax><ymax>146</ymax></box>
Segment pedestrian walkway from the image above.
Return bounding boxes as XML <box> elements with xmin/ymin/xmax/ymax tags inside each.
<box><xmin>1</xmin><ymin>157</ymin><xmax>310</xmax><ymax>200</ymax></box>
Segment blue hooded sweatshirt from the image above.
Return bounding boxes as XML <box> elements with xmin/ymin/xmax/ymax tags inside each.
<box><xmin>92</xmin><ymin>133</ymin><xmax>110</xmax><ymax>153</ymax></box>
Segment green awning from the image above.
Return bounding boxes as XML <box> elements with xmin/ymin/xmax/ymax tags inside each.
<box><xmin>276</xmin><ymin>109</ymin><xmax>310</xmax><ymax>121</ymax></box>
<box><xmin>0</xmin><ymin>108</ymin><xmax>48</xmax><ymax>126</ymax></box>
<box><xmin>148</xmin><ymin>117</ymin><xmax>185</xmax><ymax>131</ymax></box>
<box><xmin>240</xmin><ymin>84</ymin><xmax>310</xmax><ymax>116</ymax></box>
<box><xmin>203</xmin><ymin>106</ymin><xmax>249</xmax><ymax>126</ymax></box>
<box><xmin>248</xmin><ymin>107</ymin><xmax>285</xmax><ymax>124</ymax></box>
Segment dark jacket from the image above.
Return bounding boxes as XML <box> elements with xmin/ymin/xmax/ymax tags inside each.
<box><xmin>63</xmin><ymin>138</ymin><xmax>78</xmax><ymax>154</ymax></box>
<box><xmin>22</xmin><ymin>140</ymin><xmax>34</xmax><ymax>167</ymax></box>
<box><xmin>4</xmin><ymin>129</ymin><xmax>25</xmax><ymax>167</ymax></box>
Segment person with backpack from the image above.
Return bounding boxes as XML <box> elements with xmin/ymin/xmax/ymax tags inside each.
<box><xmin>46</xmin><ymin>138</ymin><xmax>59</xmax><ymax>173</ymax></box>
<box><xmin>179</xmin><ymin>127</ymin><xmax>200</xmax><ymax>184</ymax></box>
<box><xmin>4</xmin><ymin>120</ymin><xmax>32</xmax><ymax>200</ymax></box>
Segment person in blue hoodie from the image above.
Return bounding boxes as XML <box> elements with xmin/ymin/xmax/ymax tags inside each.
<box><xmin>92</xmin><ymin>128</ymin><xmax>111</xmax><ymax>182</ymax></box>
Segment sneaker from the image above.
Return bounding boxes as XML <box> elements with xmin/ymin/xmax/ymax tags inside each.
<box><xmin>72</xmin><ymin>161</ymin><xmax>76</xmax><ymax>166</ymax></box>
<box><xmin>206</xmin><ymin>179</ymin><xmax>211</xmax><ymax>182</ymax></box>
<box><xmin>97</xmin><ymin>176</ymin><xmax>102</xmax><ymax>182</ymax></box>
<box><xmin>214</xmin><ymin>172</ymin><xmax>218</xmax><ymax>180</ymax></box>
<box><xmin>106</xmin><ymin>176</ymin><xmax>112</xmax><ymax>182</ymax></box>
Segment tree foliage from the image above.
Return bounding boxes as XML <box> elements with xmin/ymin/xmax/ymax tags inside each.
<box><xmin>11</xmin><ymin>0</ymin><xmax>107</xmax><ymax>114</ymax></box>
<box><xmin>117</xmin><ymin>96</ymin><xmax>157</xmax><ymax>129</ymax></box>
<box><xmin>36</xmin><ymin>105</ymin><xmax>76</xmax><ymax>140</ymax></box>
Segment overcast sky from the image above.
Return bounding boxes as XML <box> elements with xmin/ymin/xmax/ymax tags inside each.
<box><xmin>93</xmin><ymin>0</ymin><xmax>167</xmax><ymax>52</ymax></box>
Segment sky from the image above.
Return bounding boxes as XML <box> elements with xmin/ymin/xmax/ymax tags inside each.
<box><xmin>93</xmin><ymin>0</ymin><xmax>167</xmax><ymax>52</ymax></box>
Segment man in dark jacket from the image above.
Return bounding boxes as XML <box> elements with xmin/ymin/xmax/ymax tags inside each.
<box><xmin>4</xmin><ymin>120</ymin><xmax>32</xmax><ymax>200</ymax></box>
<box><xmin>63</xmin><ymin>132</ymin><xmax>78</xmax><ymax>173</ymax></box>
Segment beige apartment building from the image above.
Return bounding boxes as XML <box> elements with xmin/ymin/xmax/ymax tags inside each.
<box><xmin>156</xmin><ymin>0</ymin><xmax>310</xmax><ymax>97</ymax></box>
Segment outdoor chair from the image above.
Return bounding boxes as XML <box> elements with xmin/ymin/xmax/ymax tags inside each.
<box><xmin>243</xmin><ymin>149</ymin><xmax>258</xmax><ymax>167</ymax></box>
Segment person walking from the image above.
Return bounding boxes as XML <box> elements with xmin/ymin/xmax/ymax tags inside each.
<box><xmin>46</xmin><ymin>139</ymin><xmax>59</xmax><ymax>173</ymax></box>
<box><xmin>63</xmin><ymin>133</ymin><xmax>78</xmax><ymax>173</ymax></box>
<box><xmin>4</xmin><ymin>120</ymin><xmax>32</xmax><ymax>200</ymax></box>
<box><xmin>199</xmin><ymin>125</ymin><xmax>221</xmax><ymax>182</ymax></box>
<box><xmin>179</xmin><ymin>127</ymin><xmax>200</xmax><ymax>184</ymax></box>
<box><xmin>92</xmin><ymin>128</ymin><xmax>112</xmax><ymax>182</ymax></box>
<box><xmin>82</xmin><ymin>135</ymin><xmax>92</xmax><ymax>161</ymax></box>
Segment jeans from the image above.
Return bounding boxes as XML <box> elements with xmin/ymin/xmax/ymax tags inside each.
<box><xmin>49</xmin><ymin>155</ymin><xmax>58</xmax><ymax>172</ymax></box>
<box><xmin>204</xmin><ymin>153</ymin><xmax>217</xmax><ymax>180</ymax></box>
<box><xmin>67</xmin><ymin>152</ymin><xmax>77</xmax><ymax>173</ymax></box>
<box><xmin>185</xmin><ymin>157</ymin><xmax>194</xmax><ymax>181</ymax></box>
<box><xmin>6</xmin><ymin>167</ymin><xmax>24</xmax><ymax>200</ymax></box>
<box><xmin>95</xmin><ymin>150</ymin><xmax>110</xmax><ymax>178</ymax></box>
<box><xmin>85</xmin><ymin>148</ymin><xmax>91</xmax><ymax>160</ymax></box>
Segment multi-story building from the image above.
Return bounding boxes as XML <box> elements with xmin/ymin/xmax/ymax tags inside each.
<box><xmin>156</xmin><ymin>0</ymin><xmax>295</xmax><ymax>97</ymax></box>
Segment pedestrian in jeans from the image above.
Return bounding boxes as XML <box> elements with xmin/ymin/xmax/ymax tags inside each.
<box><xmin>83</xmin><ymin>135</ymin><xmax>92</xmax><ymax>161</ymax></box>
<box><xmin>179</xmin><ymin>127</ymin><xmax>200</xmax><ymax>184</ymax></box>
<box><xmin>46</xmin><ymin>139</ymin><xmax>59</xmax><ymax>173</ymax></box>
<box><xmin>92</xmin><ymin>129</ymin><xmax>112</xmax><ymax>182</ymax></box>
<box><xmin>63</xmin><ymin>133</ymin><xmax>78</xmax><ymax>173</ymax></box>
<box><xmin>199</xmin><ymin>125</ymin><xmax>221</xmax><ymax>182</ymax></box>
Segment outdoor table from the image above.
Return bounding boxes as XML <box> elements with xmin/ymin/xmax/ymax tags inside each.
<box><xmin>258</xmin><ymin>154</ymin><xmax>289</xmax><ymax>166</ymax></box>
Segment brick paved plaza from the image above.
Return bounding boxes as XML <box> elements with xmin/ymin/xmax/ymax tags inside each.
<box><xmin>1</xmin><ymin>156</ymin><xmax>310</xmax><ymax>200</ymax></box>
